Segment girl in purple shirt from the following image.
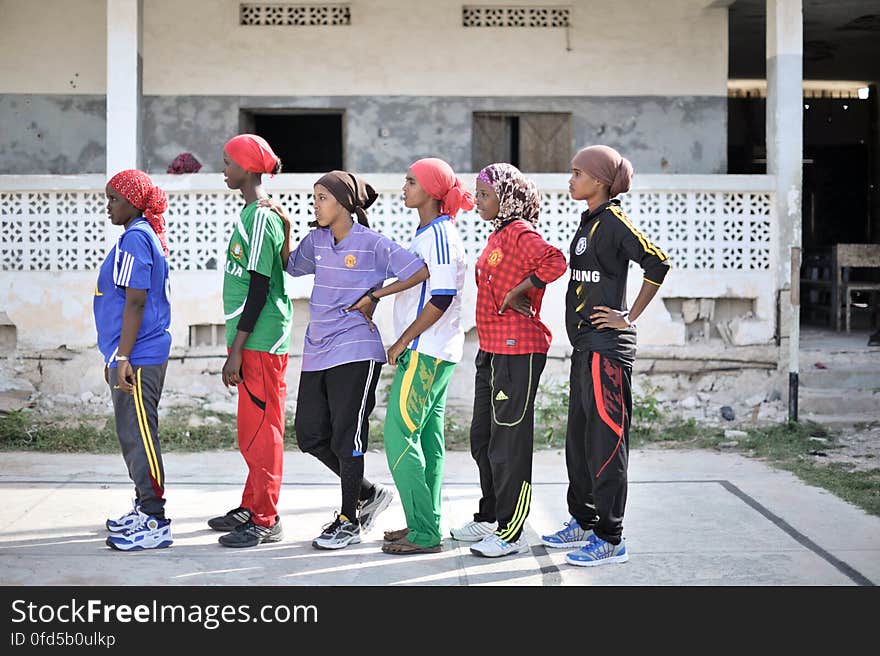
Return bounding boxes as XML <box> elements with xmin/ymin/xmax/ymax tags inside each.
<box><xmin>265</xmin><ymin>171</ymin><xmax>428</xmax><ymax>550</ymax></box>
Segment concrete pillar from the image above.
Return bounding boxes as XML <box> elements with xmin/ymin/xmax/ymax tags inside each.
<box><xmin>766</xmin><ymin>0</ymin><xmax>803</xmax><ymax>419</ymax></box>
<box><xmin>870</xmin><ymin>83</ymin><xmax>880</xmax><ymax>244</ymax></box>
<box><xmin>106</xmin><ymin>0</ymin><xmax>143</xmax><ymax>176</ymax></box>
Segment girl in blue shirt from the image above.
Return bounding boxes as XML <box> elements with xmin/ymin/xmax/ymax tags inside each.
<box><xmin>94</xmin><ymin>169</ymin><xmax>173</xmax><ymax>552</ymax></box>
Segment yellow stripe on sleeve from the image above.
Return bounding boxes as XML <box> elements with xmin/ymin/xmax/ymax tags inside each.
<box><xmin>609</xmin><ymin>206</ymin><xmax>669</xmax><ymax>261</ymax></box>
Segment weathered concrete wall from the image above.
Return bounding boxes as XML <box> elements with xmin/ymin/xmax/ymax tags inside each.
<box><xmin>1</xmin><ymin>1</ymin><xmax>727</xmax><ymax>97</ymax></box>
<box><xmin>141</xmin><ymin>0</ymin><xmax>727</xmax><ymax>98</ymax></box>
<box><xmin>0</xmin><ymin>0</ymin><xmax>729</xmax><ymax>174</ymax></box>
<box><xmin>0</xmin><ymin>95</ymin><xmax>106</xmax><ymax>174</ymax></box>
<box><xmin>141</xmin><ymin>94</ymin><xmax>727</xmax><ymax>175</ymax></box>
<box><xmin>0</xmin><ymin>328</ymin><xmax>786</xmax><ymax>426</ymax></box>
<box><xmin>0</xmin><ymin>0</ymin><xmax>106</xmax><ymax>94</ymax></box>
<box><xmin>1</xmin><ymin>93</ymin><xmax>725</xmax><ymax>174</ymax></box>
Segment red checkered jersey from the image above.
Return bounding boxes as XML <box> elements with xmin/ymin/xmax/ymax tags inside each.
<box><xmin>474</xmin><ymin>219</ymin><xmax>567</xmax><ymax>354</ymax></box>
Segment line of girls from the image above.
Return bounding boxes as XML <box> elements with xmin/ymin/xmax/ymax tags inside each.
<box><xmin>95</xmin><ymin>135</ymin><xmax>669</xmax><ymax>567</ymax></box>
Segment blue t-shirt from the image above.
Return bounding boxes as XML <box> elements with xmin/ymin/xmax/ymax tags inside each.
<box><xmin>93</xmin><ymin>219</ymin><xmax>172</xmax><ymax>367</ymax></box>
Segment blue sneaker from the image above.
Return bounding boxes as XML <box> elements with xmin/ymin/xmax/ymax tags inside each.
<box><xmin>106</xmin><ymin>515</ymin><xmax>173</xmax><ymax>551</ymax></box>
<box><xmin>106</xmin><ymin>499</ymin><xmax>142</xmax><ymax>533</ymax></box>
<box><xmin>540</xmin><ymin>516</ymin><xmax>593</xmax><ymax>548</ymax></box>
<box><xmin>565</xmin><ymin>535</ymin><xmax>628</xmax><ymax>567</ymax></box>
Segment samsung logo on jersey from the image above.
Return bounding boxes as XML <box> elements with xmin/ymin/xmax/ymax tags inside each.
<box><xmin>571</xmin><ymin>269</ymin><xmax>601</xmax><ymax>283</ymax></box>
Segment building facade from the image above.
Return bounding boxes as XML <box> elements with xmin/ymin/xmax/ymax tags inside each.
<box><xmin>0</xmin><ymin>0</ymin><xmax>804</xmax><ymax>415</ymax></box>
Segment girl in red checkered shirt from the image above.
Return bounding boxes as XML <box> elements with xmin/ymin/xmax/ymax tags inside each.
<box><xmin>451</xmin><ymin>163</ymin><xmax>567</xmax><ymax>558</ymax></box>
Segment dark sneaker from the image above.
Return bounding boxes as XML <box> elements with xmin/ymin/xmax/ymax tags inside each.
<box><xmin>358</xmin><ymin>483</ymin><xmax>394</xmax><ymax>533</ymax></box>
<box><xmin>208</xmin><ymin>506</ymin><xmax>252</xmax><ymax>532</ymax></box>
<box><xmin>218</xmin><ymin>517</ymin><xmax>283</xmax><ymax>548</ymax></box>
<box><xmin>312</xmin><ymin>513</ymin><xmax>361</xmax><ymax>550</ymax></box>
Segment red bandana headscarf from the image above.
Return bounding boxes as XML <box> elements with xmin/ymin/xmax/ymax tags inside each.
<box><xmin>409</xmin><ymin>157</ymin><xmax>475</xmax><ymax>219</ymax></box>
<box><xmin>224</xmin><ymin>134</ymin><xmax>281</xmax><ymax>175</ymax></box>
<box><xmin>107</xmin><ymin>169</ymin><xmax>169</xmax><ymax>255</ymax></box>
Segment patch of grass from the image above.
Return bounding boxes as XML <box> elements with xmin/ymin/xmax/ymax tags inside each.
<box><xmin>631</xmin><ymin>413</ymin><xmax>880</xmax><ymax>518</ymax></box>
<box><xmin>534</xmin><ymin>379</ymin><xmax>570</xmax><ymax>449</ymax></box>
<box><xmin>443</xmin><ymin>414</ymin><xmax>471</xmax><ymax>450</ymax></box>
<box><xmin>0</xmin><ymin>408</ymin><xmax>258</xmax><ymax>453</ymax></box>
<box><xmin>0</xmin><ymin>410</ymin><xmax>121</xmax><ymax>452</ymax></box>
<box><xmin>631</xmin><ymin>417</ymin><xmax>713</xmax><ymax>447</ymax></box>
<box><xmin>782</xmin><ymin>462</ymin><xmax>880</xmax><ymax>517</ymax></box>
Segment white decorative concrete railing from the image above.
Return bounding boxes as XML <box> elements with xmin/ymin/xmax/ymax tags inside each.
<box><xmin>0</xmin><ymin>173</ymin><xmax>775</xmax><ymax>274</ymax></box>
<box><xmin>0</xmin><ymin>173</ymin><xmax>777</xmax><ymax>353</ymax></box>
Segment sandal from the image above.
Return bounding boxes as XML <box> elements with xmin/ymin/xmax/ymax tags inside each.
<box><xmin>383</xmin><ymin>527</ymin><xmax>410</xmax><ymax>542</ymax></box>
<box><xmin>381</xmin><ymin>536</ymin><xmax>442</xmax><ymax>555</ymax></box>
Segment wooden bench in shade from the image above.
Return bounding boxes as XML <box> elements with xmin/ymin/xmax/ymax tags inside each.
<box><xmin>832</xmin><ymin>244</ymin><xmax>880</xmax><ymax>332</ymax></box>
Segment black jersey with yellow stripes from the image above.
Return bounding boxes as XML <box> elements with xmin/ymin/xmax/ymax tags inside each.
<box><xmin>565</xmin><ymin>199</ymin><xmax>670</xmax><ymax>367</ymax></box>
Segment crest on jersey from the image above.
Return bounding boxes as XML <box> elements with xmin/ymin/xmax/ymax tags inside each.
<box><xmin>345</xmin><ymin>254</ymin><xmax>357</xmax><ymax>268</ymax></box>
<box><xmin>231</xmin><ymin>242</ymin><xmax>244</xmax><ymax>261</ymax></box>
<box><xmin>575</xmin><ymin>237</ymin><xmax>588</xmax><ymax>256</ymax></box>
<box><xmin>487</xmin><ymin>248</ymin><xmax>504</xmax><ymax>266</ymax></box>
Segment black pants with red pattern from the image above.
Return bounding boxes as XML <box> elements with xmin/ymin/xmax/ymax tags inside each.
<box><xmin>564</xmin><ymin>349</ymin><xmax>632</xmax><ymax>545</ymax></box>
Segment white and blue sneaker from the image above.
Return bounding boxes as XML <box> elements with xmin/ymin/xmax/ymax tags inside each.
<box><xmin>106</xmin><ymin>499</ymin><xmax>143</xmax><ymax>533</ymax></box>
<box><xmin>469</xmin><ymin>534</ymin><xmax>530</xmax><ymax>558</ymax></box>
<box><xmin>106</xmin><ymin>515</ymin><xmax>173</xmax><ymax>551</ymax></box>
<box><xmin>540</xmin><ymin>516</ymin><xmax>594</xmax><ymax>548</ymax></box>
<box><xmin>565</xmin><ymin>535</ymin><xmax>628</xmax><ymax>567</ymax></box>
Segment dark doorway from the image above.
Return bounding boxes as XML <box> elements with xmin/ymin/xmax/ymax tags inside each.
<box><xmin>728</xmin><ymin>95</ymin><xmax>873</xmax><ymax>245</ymax></box>
<box><xmin>241</xmin><ymin>111</ymin><xmax>344</xmax><ymax>173</ymax></box>
<box><xmin>727</xmin><ymin>93</ymin><xmax>877</xmax><ymax>328</ymax></box>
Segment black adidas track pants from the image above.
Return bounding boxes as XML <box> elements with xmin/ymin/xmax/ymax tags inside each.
<box><xmin>469</xmin><ymin>350</ymin><xmax>546</xmax><ymax>543</ymax></box>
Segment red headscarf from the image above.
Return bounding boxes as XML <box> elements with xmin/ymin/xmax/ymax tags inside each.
<box><xmin>224</xmin><ymin>134</ymin><xmax>281</xmax><ymax>175</ymax></box>
<box><xmin>107</xmin><ymin>169</ymin><xmax>169</xmax><ymax>255</ymax></box>
<box><xmin>409</xmin><ymin>157</ymin><xmax>475</xmax><ymax>219</ymax></box>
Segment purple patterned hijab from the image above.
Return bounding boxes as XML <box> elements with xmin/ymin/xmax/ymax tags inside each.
<box><xmin>477</xmin><ymin>163</ymin><xmax>541</xmax><ymax>231</ymax></box>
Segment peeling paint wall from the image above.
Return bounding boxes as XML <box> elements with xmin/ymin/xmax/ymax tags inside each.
<box><xmin>0</xmin><ymin>94</ymin><xmax>725</xmax><ymax>175</ymax></box>
<box><xmin>0</xmin><ymin>95</ymin><xmax>107</xmax><ymax>174</ymax></box>
<box><xmin>0</xmin><ymin>0</ymin><xmax>729</xmax><ymax>174</ymax></box>
<box><xmin>141</xmin><ymin>95</ymin><xmax>727</xmax><ymax>175</ymax></box>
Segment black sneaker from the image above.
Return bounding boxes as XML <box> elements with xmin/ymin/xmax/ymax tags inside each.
<box><xmin>208</xmin><ymin>507</ymin><xmax>252</xmax><ymax>532</ymax></box>
<box><xmin>218</xmin><ymin>517</ymin><xmax>283</xmax><ymax>548</ymax></box>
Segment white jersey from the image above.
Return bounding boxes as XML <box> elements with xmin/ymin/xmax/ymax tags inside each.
<box><xmin>392</xmin><ymin>215</ymin><xmax>466</xmax><ymax>363</ymax></box>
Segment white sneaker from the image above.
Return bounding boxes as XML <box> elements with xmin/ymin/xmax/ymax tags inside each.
<box><xmin>105</xmin><ymin>515</ymin><xmax>173</xmax><ymax>551</ymax></box>
<box><xmin>312</xmin><ymin>514</ymin><xmax>362</xmax><ymax>550</ymax></box>
<box><xmin>106</xmin><ymin>499</ymin><xmax>142</xmax><ymax>533</ymax></box>
<box><xmin>469</xmin><ymin>534</ymin><xmax>530</xmax><ymax>558</ymax></box>
<box><xmin>358</xmin><ymin>484</ymin><xmax>394</xmax><ymax>533</ymax></box>
<box><xmin>450</xmin><ymin>519</ymin><xmax>498</xmax><ymax>542</ymax></box>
